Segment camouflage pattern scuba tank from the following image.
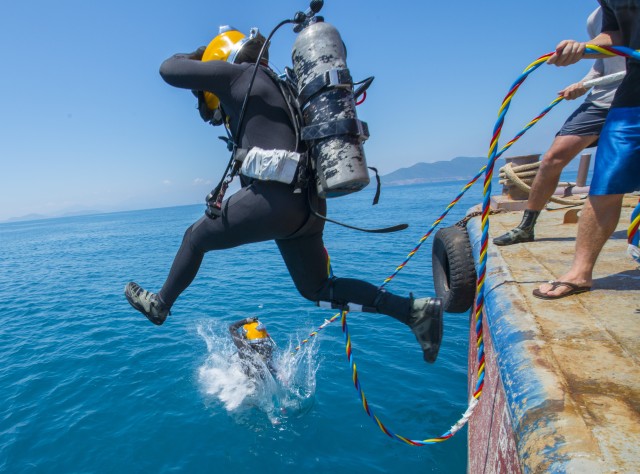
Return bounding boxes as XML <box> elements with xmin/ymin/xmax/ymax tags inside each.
<box><xmin>292</xmin><ymin>20</ymin><xmax>371</xmax><ymax>198</ymax></box>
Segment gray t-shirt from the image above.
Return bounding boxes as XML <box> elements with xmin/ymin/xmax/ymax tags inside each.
<box><xmin>583</xmin><ymin>6</ymin><xmax>626</xmax><ymax>108</ymax></box>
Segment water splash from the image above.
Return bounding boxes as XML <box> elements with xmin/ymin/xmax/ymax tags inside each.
<box><xmin>195</xmin><ymin>321</ymin><xmax>318</xmax><ymax>425</ymax></box>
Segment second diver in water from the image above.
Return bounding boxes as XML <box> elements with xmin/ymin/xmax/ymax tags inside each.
<box><xmin>229</xmin><ymin>317</ymin><xmax>278</xmax><ymax>379</ymax></box>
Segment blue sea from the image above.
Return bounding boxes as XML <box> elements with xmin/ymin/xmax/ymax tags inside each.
<box><xmin>0</xmin><ymin>180</ymin><xmax>489</xmax><ymax>473</ymax></box>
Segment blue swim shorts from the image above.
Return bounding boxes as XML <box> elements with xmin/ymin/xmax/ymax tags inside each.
<box><xmin>590</xmin><ymin>107</ymin><xmax>640</xmax><ymax>196</ymax></box>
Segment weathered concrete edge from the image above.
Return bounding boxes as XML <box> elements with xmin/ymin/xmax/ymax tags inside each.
<box><xmin>466</xmin><ymin>216</ymin><xmax>571</xmax><ymax>473</ymax></box>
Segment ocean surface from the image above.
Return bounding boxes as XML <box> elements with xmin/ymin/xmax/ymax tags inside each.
<box><xmin>0</xmin><ymin>180</ymin><xmax>491</xmax><ymax>473</ymax></box>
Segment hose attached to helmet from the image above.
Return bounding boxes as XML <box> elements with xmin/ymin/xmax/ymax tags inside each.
<box><xmin>206</xmin><ymin>19</ymin><xmax>294</xmax><ymax>219</ymax></box>
<box><xmin>208</xmin><ymin>2</ymin><xmax>408</xmax><ymax>234</ymax></box>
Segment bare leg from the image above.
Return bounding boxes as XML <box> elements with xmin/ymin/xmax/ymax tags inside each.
<box><xmin>536</xmin><ymin>194</ymin><xmax>623</xmax><ymax>297</ymax></box>
<box><xmin>527</xmin><ymin>134</ymin><xmax>598</xmax><ymax>211</ymax></box>
<box><xmin>494</xmin><ymin>135</ymin><xmax>598</xmax><ymax>246</ymax></box>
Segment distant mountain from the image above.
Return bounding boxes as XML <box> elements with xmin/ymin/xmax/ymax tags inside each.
<box><xmin>381</xmin><ymin>152</ymin><xmax>593</xmax><ymax>186</ymax></box>
<box><xmin>382</xmin><ymin>156</ymin><xmax>487</xmax><ymax>185</ymax></box>
<box><xmin>60</xmin><ymin>210</ymin><xmax>104</xmax><ymax>218</ymax></box>
<box><xmin>4</xmin><ymin>210</ymin><xmax>104</xmax><ymax>224</ymax></box>
<box><xmin>6</xmin><ymin>213</ymin><xmax>50</xmax><ymax>223</ymax></box>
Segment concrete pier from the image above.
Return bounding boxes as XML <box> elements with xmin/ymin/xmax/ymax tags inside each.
<box><xmin>466</xmin><ymin>196</ymin><xmax>640</xmax><ymax>472</ymax></box>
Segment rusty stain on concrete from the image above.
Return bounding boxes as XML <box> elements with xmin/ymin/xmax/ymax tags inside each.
<box><xmin>466</xmin><ymin>197</ymin><xmax>640</xmax><ymax>472</ymax></box>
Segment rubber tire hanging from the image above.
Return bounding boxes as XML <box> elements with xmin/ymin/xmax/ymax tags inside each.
<box><xmin>432</xmin><ymin>225</ymin><xmax>476</xmax><ymax>313</ymax></box>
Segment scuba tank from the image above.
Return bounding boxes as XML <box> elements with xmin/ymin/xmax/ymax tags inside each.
<box><xmin>200</xmin><ymin>0</ymin><xmax>407</xmax><ymax>233</ymax></box>
<box><xmin>292</xmin><ymin>20</ymin><xmax>371</xmax><ymax>198</ymax></box>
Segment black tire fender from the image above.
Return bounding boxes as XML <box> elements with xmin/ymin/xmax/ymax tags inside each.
<box><xmin>432</xmin><ymin>225</ymin><xmax>477</xmax><ymax>313</ymax></box>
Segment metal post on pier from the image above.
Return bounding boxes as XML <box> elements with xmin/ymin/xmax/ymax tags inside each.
<box><xmin>576</xmin><ymin>153</ymin><xmax>591</xmax><ymax>188</ymax></box>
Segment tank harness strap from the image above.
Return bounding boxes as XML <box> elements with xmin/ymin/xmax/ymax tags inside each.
<box><xmin>260</xmin><ymin>66</ymin><xmax>305</xmax><ymax>153</ymax></box>
<box><xmin>297</xmin><ymin>67</ymin><xmax>353</xmax><ymax>106</ymax></box>
<box><xmin>306</xmin><ymin>185</ymin><xmax>408</xmax><ymax>234</ymax></box>
<box><xmin>368</xmin><ymin>166</ymin><xmax>381</xmax><ymax>206</ymax></box>
<box><xmin>301</xmin><ymin>118</ymin><xmax>369</xmax><ymax>141</ymax></box>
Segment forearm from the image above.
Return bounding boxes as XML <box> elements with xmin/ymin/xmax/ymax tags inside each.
<box><xmin>584</xmin><ymin>31</ymin><xmax>624</xmax><ymax>58</ymax></box>
<box><xmin>229</xmin><ymin>317</ymin><xmax>254</xmax><ymax>333</ymax></box>
<box><xmin>549</xmin><ymin>31</ymin><xmax>624</xmax><ymax>66</ymax></box>
<box><xmin>159</xmin><ymin>52</ymin><xmax>237</xmax><ymax>92</ymax></box>
<box><xmin>581</xmin><ymin>60</ymin><xmax>604</xmax><ymax>83</ymax></box>
<box><xmin>229</xmin><ymin>319</ymin><xmax>253</xmax><ymax>351</ymax></box>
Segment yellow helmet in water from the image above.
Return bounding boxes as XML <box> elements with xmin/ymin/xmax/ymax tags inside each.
<box><xmin>242</xmin><ymin>321</ymin><xmax>270</xmax><ymax>344</ymax></box>
<box><xmin>201</xmin><ymin>26</ymin><xmax>269</xmax><ymax>111</ymax></box>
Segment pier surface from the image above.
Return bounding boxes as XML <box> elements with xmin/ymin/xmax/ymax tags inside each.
<box><xmin>466</xmin><ymin>197</ymin><xmax>640</xmax><ymax>473</ymax></box>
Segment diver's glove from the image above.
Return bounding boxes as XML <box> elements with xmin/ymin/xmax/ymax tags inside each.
<box><xmin>189</xmin><ymin>46</ymin><xmax>206</xmax><ymax>60</ymax></box>
<box><xmin>189</xmin><ymin>46</ymin><xmax>223</xmax><ymax>126</ymax></box>
<box><xmin>191</xmin><ymin>90</ymin><xmax>224</xmax><ymax>126</ymax></box>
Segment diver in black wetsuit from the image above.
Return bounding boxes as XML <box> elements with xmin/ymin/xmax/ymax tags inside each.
<box><xmin>229</xmin><ymin>317</ymin><xmax>277</xmax><ymax>378</ymax></box>
<box><xmin>124</xmin><ymin>26</ymin><xmax>444</xmax><ymax>363</ymax></box>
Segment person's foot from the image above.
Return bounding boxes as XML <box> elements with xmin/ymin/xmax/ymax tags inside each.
<box><xmin>533</xmin><ymin>279</ymin><xmax>591</xmax><ymax>300</ymax></box>
<box><xmin>493</xmin><ymin>227</ymin><xmax>534</xmax><ymax>246</ymax></box>
<box><xmin>408</xmin><ymin>297</ymin><xmax>444</xmax><ymax>363</ymax></box>
<box><xmin>124</xmin><ymin>282</ymin><xmax>170</xmax><ymax>325</ymax></box>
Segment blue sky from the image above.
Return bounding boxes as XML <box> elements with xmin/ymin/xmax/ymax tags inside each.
<box><xmin>0</xmin><ymin>0</ymin><xmax>600</xmax><ymax>221</ymax></box>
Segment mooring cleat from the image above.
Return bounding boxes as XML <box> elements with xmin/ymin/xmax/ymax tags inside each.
<box><xmin>409</xmin><ymin>297</ymin><xmax>444</xmax><ymax>363</ymax></box>
<box><xmin>124</xmin><ymin>282</ymin><xmax>170</xmax><ymax>326</ymax></box>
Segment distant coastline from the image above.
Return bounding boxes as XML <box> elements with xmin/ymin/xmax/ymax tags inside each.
<box><xmin>3</xmin><ymin>154</ymin><xmax>593</xmax><ymax>224</ymax></box>
<box><xmin>4</xmin><ymin>210</ymin><xmax>105</xmax><ymax>224</ymax></box>
<box><xmin>381</xmin><ymin>156</ymin><xmax>488</xmax><ymax>186</ymax></box>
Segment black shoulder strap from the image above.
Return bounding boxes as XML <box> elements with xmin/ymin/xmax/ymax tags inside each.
<box><xmin>260</xmin><ymin>66</ymin><xmax>306</xmax><ymax>153</ymax></box>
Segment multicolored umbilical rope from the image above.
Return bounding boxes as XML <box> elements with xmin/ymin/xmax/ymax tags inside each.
<box><xmin>293</xmin><ymin>94</ymin><xmax>568</xmax><ymax>353</ymax></box>
<box><xmin>628</xmin><ymin>198</ymin><xmax>640</xmax><ymax>264</ymax></box>
<box><xmin>629</xmin><ymin>201</ymin><xmax>640</xmax><ymax>245</ymax></box>
<box><xmin>291</xmin><ymin>312</ymin><xmax>340</xmax><ymax>353</ymax></box>
<box><xmin>378</xmin><ymin>93</ymin><xmax>565</xmax><ymax>290</ymax></box>
<box><xmin>302</xmin><ymin>45</ymin><xmax>638</xmax><ymax>445</ymax></box>
<box><xmin>470</xmin><ymin>44</ymin><xmax>640</xmax><ymax>436</ymax></box>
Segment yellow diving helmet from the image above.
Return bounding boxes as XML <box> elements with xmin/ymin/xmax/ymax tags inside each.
<box><xmin>242</xmin><ymin>321</ymin><xmax>270</xmax><ymax>344</ymax></box>
<box><xmin>201</xmin><ymin>25</ymin><xmax>269</xmax><ymax>111</ymax></box>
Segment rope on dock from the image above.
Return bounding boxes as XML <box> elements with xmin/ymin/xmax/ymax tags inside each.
<box><xmin>501</xmin><ymin>163</ymin><xmax>585</xmax><ymax>206</ymax></box>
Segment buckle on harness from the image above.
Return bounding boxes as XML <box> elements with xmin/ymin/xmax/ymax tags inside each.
<box><xmin>298</xmin><ymin>67</ymin><xmax>353</xmax><ymax>106</ymax></box>
<box><xmin>327</xmin><ymin>68</ymin><xmax>351</xmax><ymax>89</ymax></box>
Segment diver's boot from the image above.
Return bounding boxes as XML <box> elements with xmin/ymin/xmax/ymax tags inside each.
<box><xmin>124</xmin><ymin>282</ymin><xmax>170</xmax><ymax>326</ymax></box>
<box><xmin>493</xmin><ymin>209</ymin><xmax>540</xmax><ymax>246</ymax></box>
<box><xmin>408</xmin><ymin>297</ymin><xmax>444</xmax><ymax>363</ymax></box>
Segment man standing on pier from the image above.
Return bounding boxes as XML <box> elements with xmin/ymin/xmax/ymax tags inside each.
<box><xmin>534</xmin><ymin>0</ymin><xmax>640</xmax><ymax>300</ymax></box>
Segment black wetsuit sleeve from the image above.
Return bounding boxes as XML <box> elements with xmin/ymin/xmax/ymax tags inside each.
<box><xmin>159</xmin><ymin>54</ymin><xmax>242</xmax><ymax>99</ymax></box>
<box><xmin>228</xmin><ymin>318</ymin><xmax>253</xmax><ymax>352</ymax></box>
<box><xmin>599</xmin><ymin>1</ymin><xmax>618</xmax><ymax>32</ymax></box>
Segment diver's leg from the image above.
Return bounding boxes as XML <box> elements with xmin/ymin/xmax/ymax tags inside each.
<box><xmin>276</xmin><ymin>231</ymin><xmax>443</xmax><ymax>362</ymax></box>
<box><xmin>159</xmin><ymin>182</ymin><xmax>308</xmax><ymax>304</ymax></box>
<box><xmin>127</xmin><ymin>182</ymin><xmax>307</xmax><ymax>323</ymax></box>
<box><xmin>275</xmin><ymin>231</ymin><xmax>404</xmax><ymax>315</ymax></box>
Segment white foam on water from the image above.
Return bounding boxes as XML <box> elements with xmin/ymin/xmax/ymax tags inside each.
<box><xmin>195</xmin><ymin>321</ymin><xmax>319</xmax><ymax>424</ymax></box>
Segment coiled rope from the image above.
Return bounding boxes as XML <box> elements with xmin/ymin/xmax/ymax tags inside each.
<box><xmin>296</xmin><ymin>45</ymin><xmax>639</xmax><ymax>445</ymax></box>
<box><xmin>500</xmin><ymin>163</ymin><xmax>586</xmax><ymax>206</ymax></box>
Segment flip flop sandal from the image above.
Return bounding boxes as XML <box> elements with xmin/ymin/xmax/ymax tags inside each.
<box><xmin>532</xmin><ymin>281</ymin><xmax>591</xmax><ymax>300</ymax></box>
